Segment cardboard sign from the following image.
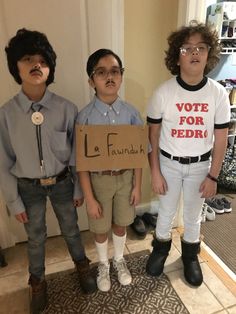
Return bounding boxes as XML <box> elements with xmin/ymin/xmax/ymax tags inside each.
<box><xmin>76</xmin><ymin>124</ymin><xmax>148</xmax><ymax>171</ymax></box>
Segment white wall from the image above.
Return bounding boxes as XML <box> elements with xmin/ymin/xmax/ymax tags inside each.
<box><xmin>0</xmin><ymin>0</ymin><xmax>124</xmax><ymax>107</ymax></box>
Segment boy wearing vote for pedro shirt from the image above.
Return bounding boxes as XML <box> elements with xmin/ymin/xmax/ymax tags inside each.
<box><xmin>77</xmin><ymin>49</ymin><xmax>143</xmax><ymax>292</ymax></box>
<box><xmin>146</xmin><ymin>21</ymin><xmax>230</xmax><ymax>287</ymax></box>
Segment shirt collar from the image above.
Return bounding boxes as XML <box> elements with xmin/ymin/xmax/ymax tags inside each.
<box><xmin>94</xmin><ymin>95</ymin><xmax>122</xmax><ymax>115</ymax></box>
<box><xmin>176</xmin><ymin>75</ymin><xmax>208</xmax><ymax>91</ymax></box>
<box><xmin>17</xmin><ymin>89</ymin><xmax>52</xmax><ymax>113</ymax></box>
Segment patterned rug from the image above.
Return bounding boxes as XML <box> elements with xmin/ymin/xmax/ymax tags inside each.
<box><xmin>43</xmin><ymin>251</ymin><xmax>189</xmax><ymax>314</ymax></box>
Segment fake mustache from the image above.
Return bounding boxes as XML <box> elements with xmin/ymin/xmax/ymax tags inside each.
<box><xmin>106</xmin><ymin>79</ymin><xmax>115</xmax><ymax>86</ymax></box>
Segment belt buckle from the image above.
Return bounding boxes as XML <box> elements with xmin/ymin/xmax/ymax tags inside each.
<box><xmin>40</xmin><ymin>177</ymin><xmax>56</xmax><ymax>186</ymax></box>
<box><xmin>179</xmin><ymin>157</ymin><xmax>191</xmax><ymax>164</ymax></box>
<box><xmin>110</xmin><ymin>170</ymin><xmax>115</xmax><ymax>176</ymax></box>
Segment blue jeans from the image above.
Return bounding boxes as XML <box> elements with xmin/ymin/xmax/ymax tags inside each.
<box><xmin>156</xmin><ymin>154</ymin><xmax>210</xmax><ymax>243</ymax></box>
<box><xmin>18</xmin><ymin>175</ymin><xmax>85</xmax><ymax>279</ymax></box>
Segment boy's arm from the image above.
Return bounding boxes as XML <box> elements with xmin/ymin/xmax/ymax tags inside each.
<box><xmin>0</xmin><ymin>110</ymin><xmax>26</xmax><ymax>220</ymax></box>
<box><xmin>209</xmin><ymin>128</ymin><xmax>228</xmax><ymax>178</ymax></box>
<box><xmin>69</xmin><ymin>112</ymin><xmax>84</xmax><ymax>207</ymax></box>
<box><xmin>130</xmin><ymin>168</ymin><xmax>142</xmax><ymax>206</ymax></box>
<box><xmin>200</xmin><ymin>128</ymin><xmax>228</xmax><ymax>198</ymax></box>
<box><xmin>148</xmin><ymin>123</ymin><xmax>167</xmax><ymax>195</ymax></box>
<box><xmin>78</xmin><ymin>171</ymin><xmax>103</xmax><ymax>219</ymax></box>
<box><xmin>70</xmin><ymin>166</ymin><xmax>84</xmax><ymax>207</ymax></box>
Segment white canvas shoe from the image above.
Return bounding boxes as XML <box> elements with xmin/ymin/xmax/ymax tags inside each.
<box><xmin>202</xmin><ymin>203</ymin><xmax>215</xmax><ymax>221</ymax></box>
<box><xmin>205</xmin><ymin>204</ymin><xmax>216</xmax><ymax>221</ymax></box>
<box><xmin>201</xmin><ymin>204</ymin><xmax>206</xmax><ymax>223</ymax></box>
<box><xmin>97</xmin><ymin>263</ymin><xmax>111</xmax><ymax>292</ymax></box>
<box><xmin>113</xmin><ymin>258</ymin><xmax>132</xmax><ymax>286</ymax></box>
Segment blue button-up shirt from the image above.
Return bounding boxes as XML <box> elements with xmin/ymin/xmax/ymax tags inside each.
<box><xmin>70</xmin><ymin>96</ymin><xmax>145</xmax><ymax>171</ymax></box>
<box><xmin>77</xmin><ymin>96</ymin><xmax>143</xmax><ymax>126</ymax></box>
<box><xmin>0</xmin><ymin>89</ymin><xmax>81</xmax><ymax>215</ymax></box>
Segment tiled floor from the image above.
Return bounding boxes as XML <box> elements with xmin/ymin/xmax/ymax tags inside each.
<box><xmin>0</xmin><ymin>227</ymin><xmax>236</xmax><ymax>314</ymax></box>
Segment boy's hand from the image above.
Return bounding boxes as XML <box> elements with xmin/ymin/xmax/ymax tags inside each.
<box><xmin>86</xmin><ymin>198</ymin><xmax>103</xmax><ymax>219</ymax></box>
<box><xmin>15</xmin><ymin>211</ymin><xmax>28</xmax><ymax>224</ymax></box>
<box><xmin>74</xmin><ymin>197</ymin><xmax>84</xmax><ymax>208</ymax></box>
<box><xmin>152</xmin><ymin>172</ymin><xmax>168</xmax><ymax>195</ymax></box>
<box><xmin>130</xmin><ymin>186</ymin><xmax>141</xmax><ymax>206</ymax></box>
<box><xmin>199</xmin><ymin>177</ymin><xmax>217</xmax><ymax>198</ymax></box>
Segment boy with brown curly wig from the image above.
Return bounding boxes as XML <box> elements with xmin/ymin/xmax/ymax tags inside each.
<box><xmin>146</xmin><ymin>21</ymin><xmax>230</xmax><ymax>286</ymax></box>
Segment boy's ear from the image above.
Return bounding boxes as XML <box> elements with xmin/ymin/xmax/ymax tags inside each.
<box><xmin>88</xmin><ymin>78</ymin><xmax>95</xmax><ymax>88</ymax></box>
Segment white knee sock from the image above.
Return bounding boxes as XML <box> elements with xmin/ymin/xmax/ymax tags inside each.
<box><xmin>95</xmin><ymin>239</ymin><xmax>109</xmax><ymax>266</ymax></box>
<box><xmin>112</xmin><ymin>232</ymin><xmax>126</xmax><ymax>261</ymax></box>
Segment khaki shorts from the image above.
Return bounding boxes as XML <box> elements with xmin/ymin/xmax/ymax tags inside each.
<box><xmin>88</xmin><ymin>169</ymin><xmax>135</xmax><ymax>233</ymax></box>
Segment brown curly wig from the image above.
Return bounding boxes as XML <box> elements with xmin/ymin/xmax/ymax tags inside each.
<box><xmin>165</xmin><ymin>20</ymin><xmax>221</xmax><ymax>76</ymax></box>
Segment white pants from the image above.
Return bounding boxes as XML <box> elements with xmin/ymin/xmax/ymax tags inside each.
<box><xmin>156</xmin><ymin>154</ymin><xmax>210</xmax><ymax>243</ymax></box>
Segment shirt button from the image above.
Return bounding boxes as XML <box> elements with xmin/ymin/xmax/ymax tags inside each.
<box><xmin>117</xmin><ymin>111</ymin><xmax>119</xmax><ymax>115</ymax></box>
<box><xmin>112</xmin><ymin>120</ymin><xmax>115</xmax><ymax>123</ymax></box>
<box><xmin>104</xmin><ymin>112</ymin><xmax>107</xmax><ymax>116</ymax></box>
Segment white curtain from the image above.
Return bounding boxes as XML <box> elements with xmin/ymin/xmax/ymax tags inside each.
<box><xmin>0</xmin><ymin>0</ymin><xmax>124</xmax><ymax>248</ymax></box>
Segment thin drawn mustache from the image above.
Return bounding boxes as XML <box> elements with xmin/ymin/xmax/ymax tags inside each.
<box><xmin>106</xmin><ymin>80</ymin><xmax>115</xmax><ymax>86</ymax></box>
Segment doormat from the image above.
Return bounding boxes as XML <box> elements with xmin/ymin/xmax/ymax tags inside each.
<box><xmin>201</xmin><ymin>195</ymin><xmax>236</xmax><ymax>274</ymax></box>
<box><xmin>43</xmin><ymin>250</ymin><xmax>189</xmax><ymax>314</ymax></box>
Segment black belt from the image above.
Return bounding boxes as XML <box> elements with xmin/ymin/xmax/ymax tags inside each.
<box><xmin>19</xmin><ymin>167</ymin><xmax>70</xmax><ymax>186</ymax></box>
<box><xmin>160</xmin><ymin>149</ymin><xmax>211</xmax><ymax>164</ymax></box>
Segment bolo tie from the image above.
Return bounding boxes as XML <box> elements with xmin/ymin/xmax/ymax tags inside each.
<box><xmin>31</xmin><ymin>103</ymin><xmax>44</xmax><ymax>172</ymax></box>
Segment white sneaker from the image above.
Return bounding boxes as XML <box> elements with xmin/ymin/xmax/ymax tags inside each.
<box><xmin>97</xmin><ymin>263</ymin><xmax>111</xmax><ymax>292</ymax></box>
<box><xmin>201</xmin><ymin>204</ymin><xmax>206</xmax><ymax>223</ymax></box>
<box><xmin>113</xmin><ymin>258</ymin><xmax>132</xmax><ymax>286</ymax></box>
<box><xmin>205</xmin><ymin>204</ymin><xmax>216</xmax><ymax>221</ymax></box>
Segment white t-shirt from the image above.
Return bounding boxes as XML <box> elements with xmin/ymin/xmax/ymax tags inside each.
<box><xmin>147</xmin><ymin>77</ymin><xmax>230</xmax><ymax>156</ymax></box>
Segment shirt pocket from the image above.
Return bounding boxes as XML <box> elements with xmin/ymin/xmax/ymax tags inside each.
<box><xmin>51</xmin><ymin>131</ymin><xmax>67</xmax><ymax>150</ymax></box>
<box><xmin>50</xmin><ymin>131</ymin><xmax>70</xmax><ymax>162</ymax></box>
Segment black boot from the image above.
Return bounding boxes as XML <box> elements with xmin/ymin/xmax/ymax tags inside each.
<box><xmin>28</xmin><ymin>275</ymin><xmax>47</xmax><ymax>314</ymax></box>
<box><xmin>181</xmin><ymin>240</ymin><xmax>203</xmax><ymax>287</ymax></box>
<box><xmin>75</xmin><ymin>256</ymin><xmax>97</xmax><ymax>294</ymax></box>
<box><xmin>146</xmin><ymin>236</ymin><xmax>172</xmax><ymax>276</ymax></box>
